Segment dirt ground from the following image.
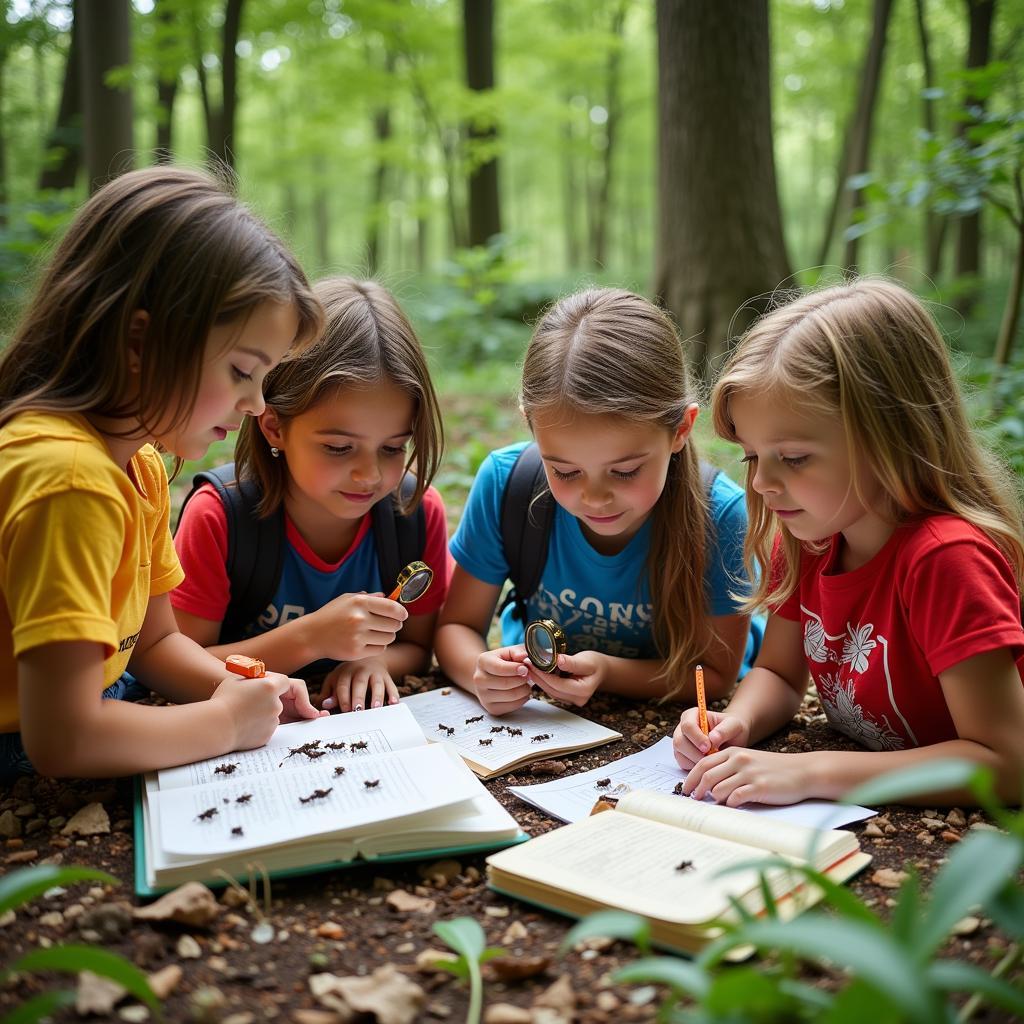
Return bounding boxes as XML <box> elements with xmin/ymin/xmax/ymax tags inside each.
<box><xmin>0</xmin><ymin>676</ymin><xmax>1020</xmax><ymax>1024</ymax></box>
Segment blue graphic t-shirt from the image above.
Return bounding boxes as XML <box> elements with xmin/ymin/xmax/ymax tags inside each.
<box><xmin>450</xmin><ymin>442</ymin><xmax>762</xmax><ymax>673</ymax></box>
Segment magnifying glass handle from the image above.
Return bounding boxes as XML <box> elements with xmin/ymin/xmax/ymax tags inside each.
<box><xmin>386</xmin><ymin>583</ymin><xmax>402</xmax><ymax>601</ymax></box>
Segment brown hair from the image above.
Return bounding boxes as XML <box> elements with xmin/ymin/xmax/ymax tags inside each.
<box><xmin>0</xmin><ymin>166</ymin><xmax>322</xmax><ymax>444</ymax></box>
<box><xmin>235</xmin><ymin>276</ymin><xmax>444</xmax><ymax>516</ymax></box>
<box><xmin>520</xmin><ymin>287</ymin><xmax>716</xmax><ymax>697</ymax></box>
<box><xmin>712</xmin><ymin>277</ymin><xmax>1024</xmax><ymax>609</ymax></box>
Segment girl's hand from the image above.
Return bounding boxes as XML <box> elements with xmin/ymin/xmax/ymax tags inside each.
<box><xmin>321</xmin><ymin>658</ymin><xmax>400</xmax><ymax>712</ymax></box>
<box><xmin>527</xmin><ymin>651</ymin><xmax>605</xmax><ymax>707</ymax></box>
<box><xmin>312</xmin><ymin>593</ymin><xmax>408</xmax><ymax>662</ymax></box>
<box><xmin>278</xmin><ymin>675</ymin><xmax>328</xmax><ymax>724</ymax></box>
<box><xmin>672</xmin><ymin>708</ymin><xmax>750</xmax><ymax>769</ymax></box>
<box><xmin>473</xmin><ymin>646</ymin><xmax>533</xmax><ymax>716</ymax></box>
<box><xmin>681</xmin><ymin>748</ymin><xmax>816</xmax><ymax>807</ymax></box>
<box><xmin>212</xmin><ymin>671</ymin><xmax>319</xmax><ymax>750</ymax></box>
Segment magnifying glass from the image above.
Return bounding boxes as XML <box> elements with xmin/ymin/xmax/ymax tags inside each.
<box><xmin>386</xmin><ymin>561</ymin><xmax>434</xmax><ymax>604</ymax></box>
<box><xmin>524</xmin><ymin>618</ymin><xmax>567</xmax><ymax>674</ymax></box>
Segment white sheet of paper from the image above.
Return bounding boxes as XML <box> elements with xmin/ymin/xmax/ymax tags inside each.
<box><xmin>401</xmin><ymin>687</ymin><xmax>619</xmax><ymax>771</ymax></box>
<box><xmin>508</xmin><ymin>736</ymin><xmax>876</xmax><ymax>831</ymax></box>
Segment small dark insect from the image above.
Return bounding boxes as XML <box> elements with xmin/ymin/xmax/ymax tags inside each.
<box><xmin>531</xmin><ymin>733</ymin><xmax>552</xmax><ymax>743</ymax></box>
<box><xmin>299</xmin><ymin>788</ymin><xmax>333</xmax><ymax>804</ymax></box>
<box><xmin>279</xmin><ymin>739</ymin><xmax>323</xmax><ymax>766</ymax></box>
<box><xmin>478</xmin><ymin>738</ymin><xmax>493</xmax><ymax>746</ymax></box>
<box><xmin>595</xmin><ymin>778</ymin><xmax>611</xmax><ymax>789</ymax></box>
<box><xmin>490</xmin><ymin>725</ymin><xmax>505</xmax><ymax>734</ymax></box>
<box><xmin>351</xmin><ymin>740</ymin><xmax>369</xmax><ymax>751</ymax></box>
<box><xmin>675</xmin><ymin>859</ymin><xmax>694</xmax><ymax>873</ymax></box>
<box><xmin>324</xmin><ymin>741</ymin><xmax>347</xmax><ymax>751</ymax></box>
<box><xmin>364</xmin><ymin>779</ymin><xmax>380</xmax><ymax>789</ymax></box>
<box><xmin>236</xmin><ymin>793</ymin><xmax>253</xmax><ymax>804</ymax></box>
<box><xmin>672</xmin><ymin>782</ymin><xmax>685</xmax><ymax>796</ymax></box>
<box><xmin>195</xmin><ymin>807</ymin><xmax>218</xmax><ymax>821</ymax></box>
<box><xmin>465</xmin><ymin>715</ymin><xmax>484</xmax><ymax>724</ymax></box>
<box><xmin>333</xmin><ymin>766</ymin><xmax>346</xmax><ymax>777</ymax></box>
<box><xmin>437</xmin><ymin>722</ymin><xmax>453</xmax><ymax>732</ymax></box>
<box><xmin>214</xmin><ymin>762</ymin><xmax>238</xmax><ymax>775</ymax></box>
<box><xmin>441</xmin><ymin>688</ymin><xmax>451</xmax><ymax>695</ymax></box>
<box><xmin>440</xmin><ymin>726</ymin><xmax>455</xmax><ymax>736</ymax></box>
<box><xmin>305</xmin><ymin>749</ymin><xmax>327</xmax><ymax>760</ymax></box>
<box><xmin>231</xmin><ymin>826</ymin><xmax>244</xmax><ymax>837</ymax></box>
<box><xmin>222</xmin><ymin>798</ymin><xmax>230</xmax><ymax>804</ymax></box>
<box><xmin>507</xmin><ymin>727</ymin><xmax>523</xmax><ymax>737</ymax></box>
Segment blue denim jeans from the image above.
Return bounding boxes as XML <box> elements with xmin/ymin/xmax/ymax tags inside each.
<box><xmin>0</xmin><ymin>673</ymin><xmax>148</xmax><ymax>785</ymax></box>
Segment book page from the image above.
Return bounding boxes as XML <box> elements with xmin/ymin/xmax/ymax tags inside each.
<box><xmin>402</xmin><ymin>687</ymin><xmax>620</xmax><ymax>772</ymax></box>
<box><xmin>155</xmin><ymin>743</ymin><xmax>480</xmax><ymax>856</ymax></box>
<box><xmin>487</xmin><ymin>807</ymin><xmax>783</xmax><ymax>924</ymax></box>
<box><xmin>156</xmin><ymin>703</ymin><xmax>427</xmax><ymax>791</ymax></box>
<box><xmin>509</xmin><ymin>736</ymin><xmax>875</xmax><ymax>832</ymax></box>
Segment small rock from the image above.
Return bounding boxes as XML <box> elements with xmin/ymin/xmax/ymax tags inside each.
<box><xmin>76</xmin><ymin>970</ymin><xmax>126</xmax><ymax>1015</ymax></box>
<box><xmin>426</xmin><ymin>1002</ymin><xmax>452</xmax><ymax>1019</ymax></box>
<box><xmin>484</xmin><ymin>905</ymin><xmax>509</xmax><ymax>918</ymax></box>
<box><xmin>871</xmin><ymin>868</ymin><xmax>909</xmax><ymax>889</ymax></box>
<box><xmin>488</xmin><ymin>955</ymin><xmax>551</xmax><ymax>982</ymax></box>
<box><xmin>189</xmin><ymin>986</ymin><xmax>227</xmax><ymax>1024</ymax></box>
<box><xmin>951</xmin><ymin>915</ymin><xmax>982</xmax><ymax>936</ymax></box>
<box><xmin>118</xmin><ymin>1007</ymin><xmax>150</xmax><ymax>1023</ymax></box>
<box><xmin>134</xmin><ymin>881</ymin><xmax>221</xmax><ymax>927</ymax></box>
<box><xmin>415</xmin><ymin>948</ymin><xmax>459</xmax><ymax>972</ymax></box>
<box><xmin>862</xmin><ymin>822</ymin><xmax>884</xmax><ymax>838</ymax></box>
<box><xmin>501</xmin><ymin>921</ymin><xmax>529</xmax><ymax>944</ymax></box>
<box><xmin>79</xmin><ymin>901</ymin><xmax>133</xmax><ymax>942</ymax></box>
<box><xmin>61</xmin><ymin>802</ymin><xmax>110</xmax><ymax>837</ymax></box>
<box><xmin>0</xmin><ymin>810</ymin><xmax>22</xmax><ymax>839</ymax></box>
<box><xmin>147</xmin><ymin>964</ymin><xmax>183</xmax><ymax>1000</ymax></box>
<box><xmin>531</xmin><ymin>761</ymin><xmax>567</xmax><ymax>776</ymax></box>
<box><xmin>920</xmin><ymin>816</ymin><xmax>946</xmax><ymax>831</ymax></box>
<box><xmin>4</xmin><ymin>849</ymin><xmax>38</xmax><ymax>865</ymax></box>
<box><xmin>417</xmin><ymin>859</ymin><xmax>462</xmax><ymax>884</ymax></box>
<box><xmin>941</xmin><ymin>830</ymin><xmax>962</xmax><ymax>843</ymax></box>
<box><xmin>176</xmin><ymin>934</ymin><xmax>202</xmax><ymax>959</ymax></box>
<box><xmin>395</xmin><ymin>942</ymin><xmax>415</xmax><ymax>954</ymax></box>
<box><xmin>386</xmin><ymin>890</ymin><xmax>436</xmax><ymax>914</ymax></box>
<box><xmin>595</xmin><ymin>992</ymin><xmax>620</xmax><ymax>1012</ymax></box>
<box><xmin>534</xmin><ymin>974</ymin><xmax>575</xmax><ymax>1014</ymax></box>
<box><xmin>291</xmin><ymin>1012</ymin><xmax>342</xmax><ymax>1024</ymax></box>
<box><xmin>14</xmin><ymin>803</ymin><xmax>35</xmax><ymax>818</ymax></box>
<box><xmin>946</xmin><ymin>808</ymin><xmax>967</xmax><ymax>829</ymax></box>
<box><xmin>316</xmin><ymin>921</ymin><xmax>345</xmax><ymax>940</ymax></box>
<box><xmin>628</xmin><ymin>985</ymin><xmax>659</xmax><ymax>1006</ymax></box>
<box><xmin>37</xmin><ymin>911</ymin><xmax>63</xmax><ymax>928</ymax></box>
<box><xmin>483</xmin><ymin>1006</ymin><xmax>532</xmax><ymax>1024</ymax></box>
<box><xmin>970</xmin><ymin>822</ymin><xmax>1001</xmax><ymax>833</ymax></box>
<box><xmin>0</xmin><ymin>910</ymin><xmax>15</xmax><ymax>928</ymax></box>
<box><xmin>221</xmin><ymin>1015</ymin><xmax>255</xmax><ymax>1024</ymax></box>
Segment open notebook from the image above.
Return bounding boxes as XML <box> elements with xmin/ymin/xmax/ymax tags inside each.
<box><xmin>135</xmin><ymin>704</ymin><xmax>525</xmax><ymax>896</ymax></box>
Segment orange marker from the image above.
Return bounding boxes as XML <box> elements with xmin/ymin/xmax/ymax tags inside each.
<box><xmin>225</xmin><ymin>654</ymin><xmax>266</xmax><ymax>679</ymax></box>
<box><xmin>695</xmin><ymin>664</ymin><xmax>717</xmax><ymax>753</ymax></box>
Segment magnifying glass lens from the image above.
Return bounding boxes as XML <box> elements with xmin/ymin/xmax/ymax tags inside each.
<box><xmin>525</xmin><ymin>619</ymin><xmax>565</xmax><ymax>673</ymax></box>
<box><xmin>399</xmin><ymin>568</ymin><xmax>432</xmax><ymax>602</ymax></box>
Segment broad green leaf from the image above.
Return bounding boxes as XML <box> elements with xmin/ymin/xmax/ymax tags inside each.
<box><xmin>10</xmin><ymin>946</ymin><xmax>159</xmax><ymax>1014</ymax></box>
<box><xmin>611</xmin><ymin>956</ymin><xmax>710</xmax><ymax>999</ymax></box>
<box><xmin>705</xmin><ymin>966</ymin><xmax>800</xmax><ymax>1015</ymax></box>
<box><xmin>914</xmin><ymin>830</ymin><xmax>1023</xmax><ymax>958</ymax></box>
<box><xmin>889</xmin><ymin>868</ymin><xmax>921</xmax><ymax>947</ymax></box>
<box><xmin>560</xmin><ymin>911</ymin><xmax>651</xmax><ymax>956</ymax></box>
<box><xmin>433</xmin><ymin>959</ymin><xmax>471</xmax><ymax>980</ymax></box>
<box><xmin>0</xmin><ymin>866</ymin><xmax>119</xmax><ymax>916</ymax></box>
<box><xmin>985</xmin><ymin>880</ymin><xmax>1024</xmax><ymax>936</ymax></box>
<box><xmin>821</xmin><ymin>979</ymin><xmax>909</xmax><ymax>1024</ymax></box>
<box><xmin>928</xmin><ymin>959</ymin><xmax>1024</xmax><ymax>1016</ymax></box>
<box><xmin>0</xmin><ymin>989</ymin><xmax>76</xmax><ymax>1024</ymax></box>
<box><xmin>432</xmin><ymin>917</ymin><xmax>486</xmax><ymax>962</ymax></box>
<box><xmin>843</xmin><ymin>759</ymin><xmax>984</xmax><ymax>805</ymax></box>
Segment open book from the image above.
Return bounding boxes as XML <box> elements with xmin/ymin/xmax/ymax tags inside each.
<box><xmin>135</xmin><ymin>704</ymin><xmax>525</xmax><ymax>895</ymax></box>
<box><xmin>401</xmin><ymin>687</ymin><xmax>621</xmax><ymax>778</ymax></box>
<box><xmin>486</xmin><ymin>789</ymin><xmax>871</xmax><ymax>956</ymax></box>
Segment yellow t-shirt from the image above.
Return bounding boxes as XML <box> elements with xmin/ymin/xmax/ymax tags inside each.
<box><xmin>0</xmin><ymin>411</ymin><xmax>185</xmax><ymax>733</ymax></box>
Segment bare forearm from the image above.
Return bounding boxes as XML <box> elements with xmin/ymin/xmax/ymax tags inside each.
<box><xmin>435</xmin><ymin>623</ymin><xmax>487</xmax><ymax>693</ymax></box>
<box><xmin>129</xmin><ymin>631</ymin><xmax>226</xmax><ymax>703</ymax></box>
<box><xmin>382</xmin><ymin>641</ymin><xmax>431</xmax><ymax>680</ymax></box>
<box><xmin>199</xmin><ymin>617</ymin><xmax>318</xmax><ymax>676</ymax></box>
<box><xmin>726</xmin><ymin>667</ymin><xmax>805</xmax><ymax>743</ymax></box>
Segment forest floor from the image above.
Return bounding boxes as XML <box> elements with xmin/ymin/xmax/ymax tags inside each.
<box><xmin>1</xmin><ymin>674</ymin><xmax>1020</xmax><ymax>1024</ymax></box>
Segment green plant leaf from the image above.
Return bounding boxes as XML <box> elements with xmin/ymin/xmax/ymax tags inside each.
<box><xmin>433</xmin><ymin>959</ymin><xmax>471</xmax><ymax>980</ymax></box>
<box><xmin>889</xmin><ymin>868</ymin><xmax>922</xmax><ymax>947</ymax></box>
<box><xmin>986</xmin><ymin>880</ymin><xmax>1024</xmax><ymax>936</ymax></box>
<box><xmin>10</xmin><ymin>945</ymin><xmax>160</xmax><ymax>1014</ymax></box>
<box><xmin>560</xmin><ymin>911</ymin><xmax>651</xmax><ymax>956</ymax></box>
<box><xmin>432</xmin><ymin>917</ymin><xmax>486</xmax><ymax>962</ymax></box>
<box><xmin>914</xmin><ymin>830</ymin><xmax>1024</xmax><ymax>959</ymax></box>
<box><xmin>705</xmin><ymin>966</ymin><xmax>803</xmax><ymax>1015</ymax></box>
<box><xmin>843</xmin><ymin>759</ymin><xmax>985</xmax><ymax>805</ymax></box>
<box><xmin>702</xmin><ymin>915</ymin><xmax>937</xmax><ymax>1022</ymax></box>
<box><xmin>928</xmin><ymin>959</ymin><xmax>1024</xmax><ymax>1015</ymax></box>
<box><xmin>0</xmin><ymin>989</ymin><xmax>77</xmax><ymax>1024</ymax></box>
<box><xmin>0</xmin><ymin>865</ymin><xmax>119</xmax><ymax>916</ymax></box>
<box><xmin>821</xmin><ymin>979</ymin><xmax>907</xmax><ymax>1024</ymax></box>
<box><xmin>611</xmin><ymin>956</ymin><xmax>710</xmax><ymax>999</ymax></box>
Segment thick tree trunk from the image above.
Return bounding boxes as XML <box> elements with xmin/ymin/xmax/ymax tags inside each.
<box><xmin>38</xmin><ymin>5</ymin><xmax>81</xmax><ymax>191</ymax></box>
<box><xmin>914</xmin><ymin>0</ymin><xmax>947</xmax><ymax>277</ymax></box>
<box><xmin>654</xmin><ymin>0</ymin><xmax>791</xmax><ymax>378</ymax></box>
<box><xmin>216</xmin><ymin>0</ymin><xmax>243</xmax><ymax>169</ymax></box>
<box><xmin>79</xmin><ymin>0</ymin><xmax>134</xmax><ymax>191</ymax></box>
<box><xmin>366</xmin><ymin>46</ymin><xmax>396</xmax><ymax>275</ymax></box>
<box><xmin>463</xmin><ymin>0</ymin><xmax>501</xmax><ymax>246</ymax></box>
<box><xmin>955</xmin><ymin>0</ymin><xmax>995</xmax><ymax>311</ymax></box>
<box><xmin>154</xmin><ymin>0</ymin><xmax>180</xmax><ymax>162</ymax></box>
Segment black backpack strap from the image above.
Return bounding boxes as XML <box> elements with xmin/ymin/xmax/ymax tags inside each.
<box><xmin>373</xmin><ymin>471</ymin><xmax>427</xmax><ymax>594</ymax></box>
<box><xmin>699</xmin><ymin>460</ymin><xmax>721</xmax><ymax>495</ymax></box>
<box><xmin>500</xmin><ymin>443</ymin><xmax>555</xmax><ymax>623</ymax></box>
<box><xmin>175</xmin><ymin>462</ymin><xmax>285</xmax><ymax>643</ymax></box>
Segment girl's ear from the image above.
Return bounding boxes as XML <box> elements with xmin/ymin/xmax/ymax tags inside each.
<box><xmin>258</xmin><ymin>408</ymin><xmax>285</xmax><ymax>449</ymax></box>
<box><xmin>671</xmin><ymin>403</ymin><xmax>700</xmax><ymax>453</ymax></box>
<box><xmin>126</xmin><ymin>311</ymin><xmax>150</xmax><ymax>374</ymax></box>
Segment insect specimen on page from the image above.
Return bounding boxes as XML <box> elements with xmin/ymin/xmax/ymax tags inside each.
<box><xmin>195</xmin><ymin>807</ymin><xmax>218</xmax><ymax>822</ymax></box>
<box><xmin>305</xmin><ymin>750</ymin><xmax>327</xmax><ymax>760</ymax></box>
<box><xmin>299</xmin><ymin>788</ymin><xmax>333</xmax><ymax>804</ymax></box>
<box><xmin>490</xmin><ymin>725</ymin><xmax>505</xmax><ymax>734</ymax></box>
<box><xmin>672</xmin><ymin>782</ymin><xmax>685</xmax><ymax>796</ymax></box>
<box><xmin>222</xmin><ymin>798</ymin><xmax>229</xmax><ymax>804</ymax></box>
<box><xmin>441</xmin><ymin>688</ymin><xmax>451</xmax><ymax>695</ymax></box>
<box><xmin>531</xmin><ymin>733</ymin><xmax>552</xmax><ymax>743</ymax></box>
<box><xmin>236</xmin><ymin>793</ymin><xmax>253</xmax><ymax>804</ymax></box>
<box><xmin>333</xmin><ymin>766</ymin><xmax>347</xmax><ymax>777</ymax></box>
<box><xmin>364</xmin><ymin>779</ymin><xmax>380</xmax><ymax>789</ymax></box>
<box><xmin>674</xmin><ymin>860</ymin><xmax>694</xmax><ymax>873</ymax></box>
<box><xmin>214</xmin><ymin>762</ymin><xmax>238</xmax><ymax>775</ymax></box>
<box><xmin>231</xmin><ymin>826</ymin><xmax>244</xmax><ymax>837</ymax></box>
<box><xmin>350</xmin><ymin>740</ymin><xmax>369</xmax><ymax>751</ymax></box>
<box><xmin>507</xmin><ymin>727</ymin><xmax>523</xmax><ymax>737</ymax></box>
<box><xmin>324</xmin><ymin>741</ymin><xmax>347</xmax><ymax>751</ymax></box>
<box><xmin>595</xmin><ymin>778</ymin><xmax>611</xmax><ymax>789</ymax></box>
<box><xmin>478</xmin><ymin>738</ymin><xmax>493</xmax><ymax>746</ymax></box>
<box><xmin>279</xmin><ymin>739</ymin><xmax>324</xmax><ymax>766</ymax></box>
<box><xmin>465</xmin><ymin>715</ymin><xmax>484</xmax><ymax>725</ymax></box>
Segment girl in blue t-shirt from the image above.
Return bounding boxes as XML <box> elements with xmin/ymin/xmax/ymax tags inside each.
<box><xmin>173</xmin><ymin>277</ymin><xmax>451</xmax><ymax>714</ymax></box>
<box><xmin>436</xmin><ymin>287</ymin><xmax>761</xmax><ymax>716</ymax></box>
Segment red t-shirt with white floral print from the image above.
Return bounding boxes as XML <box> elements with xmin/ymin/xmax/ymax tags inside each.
<box><xmin>774</xmin><ymin>516</ymin><xmax>1024</xmax><ymax>751</ymax></box>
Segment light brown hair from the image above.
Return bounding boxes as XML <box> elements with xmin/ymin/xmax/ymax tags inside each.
<box><xmin>521</xmin><ymin>287</ymin><xmax>717</xmax><ymax>697</ymax></box>
<box><xmin>712</xmin><ymin>277</ymin><xmax>1024</xmax><ymax>609</ymax></box>
<box><xmin>236</xmin><ymin>276</ymin><xmax>444</xmax><ymax>516</ymax></box>
<box><xmin>0</xmin><ymin>166</ymin><xmax>322</xmax><ymax>445</ymax></box>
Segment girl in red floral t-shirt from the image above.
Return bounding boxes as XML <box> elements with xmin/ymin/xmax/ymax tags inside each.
<box><xmin>674</xmin><ymin>278</ymin><xmax>1024</xmax><ymax>807</ymax></box>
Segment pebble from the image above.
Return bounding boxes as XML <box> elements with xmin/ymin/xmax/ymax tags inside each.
<box><xmin>147</xmin><ymin>964</ymin><xmax>183</xmax><ymax>1000</ymax></box>
<box><xmin>870</xmin><ymin>868</ymin><xmax>908</xmax><ymax>889</ymax></box>
<box><xmin>37</xmin><ymin>911</ymin><xmax>64</xmax><ymax>928</ymax></box>
<box><xmin>483</xmin><ymin>1006</ymin><xmax>532</xmax><ymax>1024</ymax></box>
<box><xmin>62</xmin><ymin>802</ymin><xmax>110</xmax><ymax>837</ymax></box>
<box><xmin>118</xmin><ymin>1006</ymin><xmax>150</xmax><ymax>1023</ymax></box>
<box><xmin>485</xmin><ymin>905</ymin><xmax>510</xmax><ymax>918</ymax></box>
<box><xmin>316</xmin><ymin>921</ymin><xmax>344</xmax><ymax>940</ymax></box>
<box><xmin>501</xmin><ymin>920</ymin><xmax>529</xmax><ymax>943</ymax></box>
<box><xmin>946</xmin><ymin>808</ymin><xmax>967</xmax><ymax>828</ymax></box>
<box><xmin>5</xmin><ymin>849</ymin><xmax>38</xmax><ymax>865</ymax></box>
<box><xmin>0</xmin><ymin>811</ymin><xmax>22</xmax><ymax>839</ymax></box>
<box><xmin>0</xmin><ymin>910</ymin><xmax>15</xmax><ymax>928</ymax></box>
<box><xmin>176</xmin><ymin>934</ymin><xmax>202</xmax><ymax>959</ymax></box>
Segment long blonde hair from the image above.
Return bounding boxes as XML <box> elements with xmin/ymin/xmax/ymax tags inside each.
<box><xmin>712</xmin><ymin>278</ymin><xmax>1024</xmax><ymax>609</ymax></box>
<box><xmin>236</xmin><ymin>276</ymin><xmax>444</xmax><ymax>516</ymax></box>
<box><xmin>520</xmin><ymin>287</ymin><xmax>715</xmax><ymax>695</ymax></box>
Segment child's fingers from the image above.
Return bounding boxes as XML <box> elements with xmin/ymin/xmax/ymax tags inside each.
<box><xmin>363</xmin><ymin>596</ymin><xmax>409</xmax><ymax>622</ymax></box>
<box><xmin>479</xmin><ymin>652</ymin><xmax>530</xmax><ymax>678</ymax></box>
<box><xmin>286</xmin><ymin>681</ymin><xmax>324</xmax><ymax>719</ymax></box>
<box><xmin>384</xmin><ymin>678</ymin><xmax>401</xmax><ymax>706</ymax></box>
<box><xmin>367</xmin><ymin>673</ymin><xmax>394</xmax><ymax>709</ymax></box>
<box><xmin>707</xmin><ymin>716</ymin><xmax>746</xmax><ymax>750</ymax></box>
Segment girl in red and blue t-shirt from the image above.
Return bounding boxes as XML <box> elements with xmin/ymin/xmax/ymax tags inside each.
<box><xmin>173</xmin><ymin>277</ymin><xmax>451</xmax><ymax>715</ymax></box>
<box><xmin>674</xmin><ymin>278</ymin><xmax>1024</xmax><ymax>806</ymax></box>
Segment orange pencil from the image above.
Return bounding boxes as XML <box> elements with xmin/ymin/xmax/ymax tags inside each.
<box><xmin>695</xmin><ymin>664</ymin><xmax>717</xmax><ymax>753</ymax></box>
<box><xmin>225</xmin><ymin>654</ymin><xmax>265</xmax><ymax>679</ymax></box>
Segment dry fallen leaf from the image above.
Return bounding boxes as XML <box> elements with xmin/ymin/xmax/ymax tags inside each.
<box><xmin>62</xmin><ymin>802</ymin><xmax>110</xmax><ymax>837</ymax></box>
<box><xmin>310</xmin><ymin>964</ymin><xmax>425</xmax><ymax>1024</ymax></box>
<box><xmin>385</xmin><ymin>889</ymin><xmax>436</xmax><ymax>914</ymax></box>
<box><xmin>870</xmin><ymin>868</ymin><xmax>909</xmax><ymax>889</ymax></box>
<box><xmin>133</xmin><ymin>882</ymin><xmax>221</xmax><ymax>927</ymax></box>
<box><xmin>75</xmin><ymin>970</ymin><xmax>125</xmax><ymax>1015</ymax></box>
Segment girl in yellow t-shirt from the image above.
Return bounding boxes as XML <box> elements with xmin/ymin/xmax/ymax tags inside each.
<box><xmin>0</xmin><ymin>166</ymin><xmax>327</xmax><ymax>781</ymax></box>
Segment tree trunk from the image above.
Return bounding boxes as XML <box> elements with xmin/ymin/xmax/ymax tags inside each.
<box><xmin>216</xmin><ymin>0</ymin><xmax>243</xmax><ymax>169</ymax></box>
<box><xmin>463</xmin><ymin>0</ymin><xmax>501</xmax><ymax>246</ymax></box>
<box><xmin>992</xmin><ymin>216</ymin><xmax>1024</xmax><ymax>369</ymax></box>
<box><xmin>562</xmin><ymin>99</ymin><xmax>582</xmax><ymax>269</ymax></box>
<box><xmin>817</xmin><ymin>0</ymin><xmax>893</xmax><ymax>269</ymax></box>
<box><xmin>38</xmin><ymin>4</ymin><xmax>81</xmax><ymax>191</ymax></box>
<box><xmin>79</xmin><ymin>0</ymin><xmax>134</xmax><ymax>191</ymax></box>
<box><xmin>366</xmin><ymin>45</ymin><xmax>396</xmax><ymax>275</ymax></box>
<box><xmin>154</xmin><ymin>0</ymin><xmax>180</xmax><ymax>162</ymax></box>
<box><xmin>914</xmin><ymin>0</ymin><xmax>946</xmax><ymax>277</ymax></box>
<box><xmin>955</xmin><ymin>0</ymin><xmax>996</xmax><ymax>311</ymax></box>
<box><xmin>654</xmin><ymin>0</ymin><xmax>791</xmax><ymax>379</ymax></box>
